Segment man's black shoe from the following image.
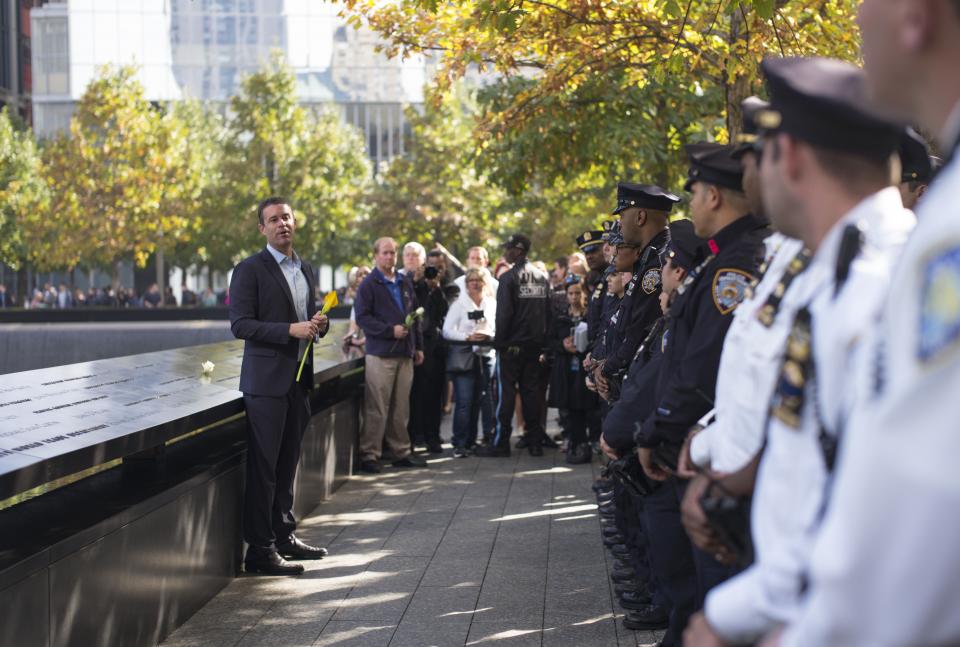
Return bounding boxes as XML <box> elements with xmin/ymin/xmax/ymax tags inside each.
<box><xmin>392</xmin><ymin>455</ymin><xmax>427</xmax><ymax>468</ymax></box>
<box><xmin>515</xmin><ymin>436</ymin><xmax>529</xmax><ymax>449</ymax></box>
<box><xmin>592</xmin><ymin>479</ymin><xmax>612</xmax><ymax>492</ymax></box>
<box><xmin>359</xmin><ymin>460</ymin><xmax>382</xmax><ymax>474</ymax></box>
<box><xmin>615</xmin><ymin>582</ymin><xmax>651</xmax><ymax>598</ymax></box>
<box><xmin>612</xmin><ymin>558</ymin><xmax>632</xmax><ymax>571</ymax></box>
<box><xmin>427</xmin><ymin>444</ymin><xmax>444</xmax><ymax>454</ymax></box>
<box><xmin>618</xmin><ymin>588</ymin><xmax>653</xmax><ymax>610</ymax></box>
<box><xmin>609</xmin><ymin>545</ymin><xmax>632</xmax><ymax>559</ymax></box>
<box><xmin>622</xmin><ymin>604</ymin><xmax>669</xmax><ymax>630</ymax></box>
<box><xmin>541</xmin><ymin>436</ymin><xmax>559</xmax><ymax>449</ymax></box>
<box><xmin>603</xmin><ymin>534</ymin><xmax>626</xmax><ymax>547</ymax></box>
<box><xmin>611</xmin><ymin>566</ymin><xmax>636</xmax><ymax>583</ymax></box>
<box><xmin>565</xmin><ymin>445</ymin><xmax>591</xmax><ymax>464</ymax></box>
<box><xmin>528</xmin><ymin>443</ymin><xmax>544</xmax><ymax>457</ymax></box>
<box><xmin>277</xmin><ymin>536</ymin><xmax>328</xmax><ymax>560</ymax></box>
<box><xmin>244</xmin><ymin>553</ymin><xmax>304</xmax><ymax>576</ymax></box>
<box><xmin>474</xmin><ymin>445</ymin><xmax>511</xmax><ymax>457</ymax></box>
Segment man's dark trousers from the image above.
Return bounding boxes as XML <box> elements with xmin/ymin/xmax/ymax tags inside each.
<box><xmin>229</xmin><ymin>247</ymin><xmax>319</xmax><ymax>561</ymax></box>
<box><xmin>494</xmin><ymin>347</ymin><xmax>544</xmax><ymax>448</ymax></box>
<box><xmin>243</xmin><ymin>379</ymin><xmax>311</xmax><ymax>558</ymax></box>
<box><xmin>409</xmin><ymin>340</ymin><xmax>446</xmax><ymax>448</ymax></box>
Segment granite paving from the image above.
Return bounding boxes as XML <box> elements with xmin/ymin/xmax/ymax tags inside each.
<box><xmin>159</xmin><ymin>414</ymin><xmax>663</xmax><ymax>647</ymax></box>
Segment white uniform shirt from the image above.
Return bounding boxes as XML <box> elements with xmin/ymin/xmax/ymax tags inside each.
<box><xmin>782</xmin><ymin>146</ymin><xmax>960</xmax><ymax>647</ymax></box>
<box><xmin>690</xmin><ymin>233</ymin><xmax>806</xmax><ymax>473</ymax></box>
<box><xmin>706</xmin><ymin>187</ymin><xmax>915</xmax><ymax>643</ymax></box>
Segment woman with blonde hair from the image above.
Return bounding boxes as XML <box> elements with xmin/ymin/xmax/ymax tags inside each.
<box><xmin>442</xmin><ymin>267</ymin><xmax>497</xmax><ymax>456</ymax></box>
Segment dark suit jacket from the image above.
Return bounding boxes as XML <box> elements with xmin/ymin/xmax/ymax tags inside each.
<box><xmin>229</xmin><ymin>248</ymin><xmax>322</xmax><ymax>397</ymax></box>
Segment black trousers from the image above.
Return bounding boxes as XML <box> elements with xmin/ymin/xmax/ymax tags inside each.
<box><xmin>493</xmin><ymin>348</ymin><xmax>544</xmax><ymax>448</ymax></box>
<box><xmin>641</xmin><ymin>478</ymin><xmax>698</xmax><ymax>647</ymax></box>
<box><xmin>409</xmin><ymin>341</ymin><xmax>446</xmax><ymax>447</ymax></box>
<box><xmin>242</xmin><ymin>381</ymin><xmax>310</xmax><ymax>559</ymax></box>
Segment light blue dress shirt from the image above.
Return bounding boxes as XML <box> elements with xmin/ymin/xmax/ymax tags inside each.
<box><xmin>267</xmin><ymin>244</ymin><xmax>309</xmax><ymax>359</ymax></box>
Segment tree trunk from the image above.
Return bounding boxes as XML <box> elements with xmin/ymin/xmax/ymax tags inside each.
<box><xmin>111</xmin><ymin>261</ymin><xmax>121</xmax><ymax>291</ymax></box>
<box><xmin>725</xmin><ymin>9</ymin><xmax>752</xmax><ymax>140</ymax></box>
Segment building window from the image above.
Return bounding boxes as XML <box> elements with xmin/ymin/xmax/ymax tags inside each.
<box><xmin>33</xmin><ymin>15</ymin><xmax>68</xmax><ymax>95</ymax></box>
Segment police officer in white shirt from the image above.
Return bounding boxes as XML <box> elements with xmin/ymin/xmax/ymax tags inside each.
<box><xmin>762</xmin><ymin>2</ymin><xmax>960</xmax><ymax>645</ymax></box>
<box><xmin>679</xmin><ymin>96</ymin><xmax>806</xmax><ymax>478</ymax></box>
<box><xmin>683</xmin><ymin>56</ymin><xmax>916</xmax><ymax>646</ymax></box>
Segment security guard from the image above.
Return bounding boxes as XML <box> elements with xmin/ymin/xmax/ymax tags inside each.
<box><xmin>477</xmin><ymin>234</ymin><xmax>551</xmax><ymax>457</ymax></box>
<box><xmin>595</xmin><ymin>183</ymin><xmax>680</xmax><ymax>399</ymax></box>
<box><xmin>767</xmin><ymin>3</ymin><xmax>960</xmax><ymax>643</ymax></box>
<box><xmin>632</xmin><ymin>143</ymin><xmax>768</xmax><ymax>646</ymax></box>
<box><xmin>683</xmin><ymin>57</ymin><xmax>914</xmax><ymax>647</ymax></box>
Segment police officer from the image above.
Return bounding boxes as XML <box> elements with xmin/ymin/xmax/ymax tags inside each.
<box><xmin>594</xmin><ymin>183</ymin><xmax>680</xmax><ymax>400</ymax></box>
<box><xmin>599</xmin><ymin>219</ymin><xmax>704</xmax><ymax>634</ymax></box>
<box><xmin>761</xmin><ymin>3</ymin><xmax>960</xmax><ymax>643</ymax></box>
<box><xmin>680</xmin><ymin>57</ymin><xmax>914</xmax><ymax>647</ymax></box>
<box><xmin>477</xmin><ymin>234</ymin><xmax>551</xmax><ymax>457</ymax></box>
<box><xmin>586</xmin><ymin>222</ymin><xmax>615</xmax><ymax>357</ymax></box>
<box><xmin>630</xmin><ymin>143</ymin><xmax>767</xmax><ymax>646</ymax></box>
<box><xmin>676</xmin><ymin>96</ymin><xmax>806</xmax><ymax>479</ymax></box>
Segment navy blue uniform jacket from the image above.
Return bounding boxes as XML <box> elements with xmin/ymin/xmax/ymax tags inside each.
<box><xmin>635</xmin><ymin>214</ymin><xmax>768</xmax><ymax>449</ymax></box>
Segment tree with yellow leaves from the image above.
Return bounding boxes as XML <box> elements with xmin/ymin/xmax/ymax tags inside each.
<box><xmin>341</xmin><ymin>0</ymin><xmax>862</xmax><ymax>192</ymax></box>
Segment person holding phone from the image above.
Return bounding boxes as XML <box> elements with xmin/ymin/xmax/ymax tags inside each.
<box><xmin>442</xmin><ymin>268</ymin><xmax>497</xmax><ymax>457</ymax></box>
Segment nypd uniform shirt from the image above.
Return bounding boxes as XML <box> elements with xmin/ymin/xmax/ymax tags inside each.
<box><xmin>706</xmin><ymin>188</ymin><xmax>915</xmax><ymax>645</ymax></box>
<box><xmin>586</xmin><ymin>272</ymin><xmax>608</xmax><ymax>352</ymax></box>
<box><xmin>634</xmin><ymin>214</ymin><xmax>768</xmax><ymax>449</ymax></box>
<box><xmin>781</xmin><ymin>135</ymin><xmax>960</xmax><ymax>647</ymax></box>
<box><xmin>601</xmin><ymin>228</ymin><xmax>668</xmax><ymax>379</ymax></box>
<box><xmin>591</xmin><ymin>290</ymin><xmax>622</xmax><ymax>362</ymax></box>
<box><xmin>690</xmin><ymin>234</ymin><xmax>807</xmax><ymax>473</ymax></box>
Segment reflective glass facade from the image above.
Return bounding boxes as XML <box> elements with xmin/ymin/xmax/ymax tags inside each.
<box><xmin>30</xmin><ymin>0</ymin><xmax>427</xmax><ymax>163</ymax></box>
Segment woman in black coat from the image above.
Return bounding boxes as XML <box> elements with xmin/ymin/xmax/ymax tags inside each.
<box><xmin>546</xmin><ymin>275</ymin><xmax>598</xmax><ymax>464</ymax></box>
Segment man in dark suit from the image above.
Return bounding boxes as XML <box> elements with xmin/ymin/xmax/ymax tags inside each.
<box><xmin>229</xmin><ymin>196</ymin><xmax>330</xmax><ymax>576</ymax></box>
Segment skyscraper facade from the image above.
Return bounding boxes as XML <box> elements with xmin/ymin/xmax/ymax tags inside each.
<box><xmin>30</xmin><ymin>0</ymin><xmax>430</xmax><ymax>165</ymax></box>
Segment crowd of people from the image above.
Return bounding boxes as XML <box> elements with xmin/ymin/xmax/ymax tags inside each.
<box><xmin>0</xmin><ymin>281</ymin><xmax>225</xmax><ymax>309</ymax></box>
<box><xmin>339</xmin><ymin>232</ymin><xmax>613</xmax><ymax>471</ymax></box>
<box><xmin>340</xmin><ymin>9</ymin><xmax>960</xmax><ymax>643</ymax></box>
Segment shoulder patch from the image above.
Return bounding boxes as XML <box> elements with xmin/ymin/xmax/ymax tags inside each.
<box><xmin>919</xmin><ymin>246</ymin><xmax>960</xmax><ymax>363</ymax></box>
<box><xmin>712</xmin><ymin>269</ymin><xmax>753</xmax><ymax>315</ymax></box>
<box><xmin>641</xmin><ymin>269</ymin><xmax>661</xmax><ymax>295</ymax></box>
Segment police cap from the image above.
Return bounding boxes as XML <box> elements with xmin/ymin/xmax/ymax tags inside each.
<box><xmin>577</xmin><ymin>230</ymin><xmax>605</xmax><ymax>253</ymax></box>
<box><xmin>757</xmin><ymin>57</ymin><xmax>902</xmax><ymax>161</ymax></box>
<box><xmin>684</xmin><ymin>143</ymin><xmax>744</xmax><ymax>192</ymax></box>
<box><xmin>732</xmin><ymin>96</ymin><xmax>770</xmax><ymax>159</ymax></box>
<box><xmin>612</xmin><ymin>182</ymin><xmax>680</xmax><ymax>215</ymax></box>
<box><xmin>899</xmin><ymin>127</ymin><xmax>935</xmax><ymax>183</ymax></box>
<box><xmin>663</xmin><ymin>219</ymin><xmax>703</xmax><ymax>272</ymax></box>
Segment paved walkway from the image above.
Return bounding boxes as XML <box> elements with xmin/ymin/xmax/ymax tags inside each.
<box><xmin>161</xmin><ymin>420</ymin><xmax>662</xmax><ymax>647</ymax></box>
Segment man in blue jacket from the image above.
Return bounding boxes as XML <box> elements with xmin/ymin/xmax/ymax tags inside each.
<box><xmin>229</xmin><ymin>196</ymin><xmax>330</xmax><ymax>576</ymax></box>
<box><xmin>354</xmin><ymin>237</ymin><xmax>426</xmax><ymax>473</ymax></box>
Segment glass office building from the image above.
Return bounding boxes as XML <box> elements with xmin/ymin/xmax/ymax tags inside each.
<box><xmin>30</xmin><ymin>0</ymin><xmax>430</xmax><ymax>165</ymax></box>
